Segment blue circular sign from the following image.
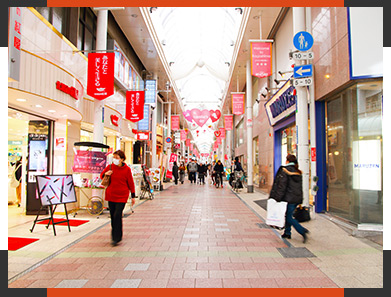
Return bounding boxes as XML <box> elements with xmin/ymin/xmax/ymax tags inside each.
<box><xmin>293</xmin><ymin>31</ymin><xmax>314</xmax><ymax>52</ymax></box>
<box><xmin>165</xmin><ymin>137</ymin><xmax>172</xmax><ymax>143</ymax></box>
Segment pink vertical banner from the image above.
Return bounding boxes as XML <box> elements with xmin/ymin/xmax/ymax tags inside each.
<box><xmin>166</xmin><ymin>153</ymin><xmax>178</xmax><ymax>179</ymax></box>
<box><xmin>190</xmin><ymin>143</ymin><xmax>194</xmax><ymax>151</ymax></box>
<box><xmin>231</xmin><ymin>93</ymin><xmax>245</xmax><ymax>115</ymax></box>
<box><xmin>180</xmin><ymin>130</ymin><xmax>187</xmax><ymax>141</ymax></box>
<box><xmin>185</xmin><ymin>139</ymin><xmax>191</xmax><ymax>147</ymax></box>
<box><xmin>171</xmin><ymin>115</ymin><xmax>180</xmax><ymax>131</ymax></box>
<box><xmin>219</xmin><ymin>127</ymin><xmax>226</xmax><ymax>139</ymax></box>
<box><xmin>251</xmin><ymin>42</ymin><xmax>272</xmax><ymax>78</ymax></box>
<box><xmin>224</xmin><ymin>115</ymin><xmax>233</xmax><ymax>131</ymax></box>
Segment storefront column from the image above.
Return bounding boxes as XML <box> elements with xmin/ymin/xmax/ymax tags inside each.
<box><xmin>293</xmin><ymin>7</ymin><xmax>310</xmax><ymax>206</ymax></box>
<box><xmin>246</xmin><ymin>59</ymin><xmax>254</xmax><ymax>193</ymax></box>
<box><xmin>93</xmin><ymin>9</ymin><xmax>108</xmax><ymax>144</ymax></box>
<box><xmin>151</xmin><ymin>74</ymin><xmax>158</xmax><ymax>168</ymax></box>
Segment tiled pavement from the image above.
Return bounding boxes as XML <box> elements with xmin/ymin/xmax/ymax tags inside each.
<box><xmin>8</xmin><ymin>178</ymin><xmax>382</xmax><ymax>288</ymax></box>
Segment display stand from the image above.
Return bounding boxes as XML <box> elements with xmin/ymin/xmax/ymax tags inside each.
<box><xmin>30</xmin><ymin>203</ymin><xmax>71</xmax><ymax>236</ymax></box>
<box><xmin>140</xmin><ymin>165</ymin><xmax>154</xmax><ymax>200</ymax></box>
<box><xmin>72</xmin><ymin>142</ymin><xmax>110</xmax><ymax>217</ymax></box>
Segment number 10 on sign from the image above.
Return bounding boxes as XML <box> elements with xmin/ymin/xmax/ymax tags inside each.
<box><xmin>293</xmin><ymin>77</ymin><xmax>313</xmax><ymax>87</ymax></box>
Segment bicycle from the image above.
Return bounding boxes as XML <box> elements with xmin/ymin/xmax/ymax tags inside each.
<box><xmin>232</xmin><ymin>171</ymin><xmax>247</xmax><ymax>192</ymax></box>
<box><xmin>214</xmin><ymin>172</ymin><xmax>223</xmax><ymax>188</ymax></box>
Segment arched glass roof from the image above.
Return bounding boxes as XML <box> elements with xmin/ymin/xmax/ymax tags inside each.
<box><xmin>149</xmin><ymin>7</ymin><xmax>243</xmax><ymax>153</ymax></box>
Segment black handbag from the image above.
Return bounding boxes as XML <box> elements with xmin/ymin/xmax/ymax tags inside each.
<box><xmin>293</xmin><ymin>205</ymin><xmax>311</xmax><ymax>222</ymax></box>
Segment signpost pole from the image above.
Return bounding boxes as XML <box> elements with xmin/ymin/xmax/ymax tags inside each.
<box><xmin>246</xmin><ymin>58</ymin><xmax>254</xmax><ymax>193</ymax></box>
<box><xmin>293</xmin><ymin>7</ymin><xmax>310</xmax><ymax>207</ymax></box>
<box><xmin>152</xmin><ymin>75</ymin><xmax>158</xmax><ymax>168</ymax></box>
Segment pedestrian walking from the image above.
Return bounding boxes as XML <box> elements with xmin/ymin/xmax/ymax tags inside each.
<box><xmin>269</xmin><ymin>154</ymin><xmax>309</xmax><ymax>243</ymax></box>
<box><xmin>172</xmin><ymin>161</ymin><xmax>179</xmax><ymax>185</ymax></box>
<box><xmin>187</xmin><ymin>158</ymin><xmax>198</xmax><ymax>184</ymax></box>
<box><xmin>100</xmin><ymin>150</ymin><xmax>136</xmax><ymax>246</ymax></box>
<box><xmin>179</xmin><ymin>161</ymin><xmax>186</xmax><ymax>184</ymax></box>
<box><xmin>197</xmin><ymin>162</ymin><xmax>207</xmax><ymax>184</ymax></box>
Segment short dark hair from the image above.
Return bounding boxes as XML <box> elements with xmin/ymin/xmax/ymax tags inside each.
<box><xmin>113</xmin><ymin>150</ymin><xmax>126</xmax><ymax>161</ymax></box>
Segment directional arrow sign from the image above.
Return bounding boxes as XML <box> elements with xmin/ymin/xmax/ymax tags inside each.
<box><xmin>293</xmin><ymin>64</ymin><xmax>313</xmax><ymax>78</ymax></box>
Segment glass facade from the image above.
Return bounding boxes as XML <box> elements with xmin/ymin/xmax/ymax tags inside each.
<box><xmin>326</xmin><ymin>80</ymin><xmax>383</xmax><ymax>224</ymax></box>
<box><xmin>280</xmin><ymin>124</ymin><xmax>296</xmax><ymax>166</ymax></box>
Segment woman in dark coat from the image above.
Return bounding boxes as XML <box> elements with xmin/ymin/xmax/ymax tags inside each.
<box><xmin>172</xmin><ymin>161</ymin><xmax>179</xmax><ymax>185</ymax></box>
<box><xmin>269</xmin><ymin>154</ymin><xmax>309</xmax><ymax>243</ymax></box>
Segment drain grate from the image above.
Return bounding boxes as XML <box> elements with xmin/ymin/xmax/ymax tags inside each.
<box><xmin>256</xmin><ymin>223</ymin><xmax>272</xmax><ymax>229</ymax></box>
<box><xmin>277</xmin><ymin>247</ymin><xmax>316</xmax><ymax>258</ymax></box>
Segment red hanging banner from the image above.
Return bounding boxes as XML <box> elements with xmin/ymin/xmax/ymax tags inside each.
<box><xmin>251</xmin><ymin>42</ymin><xmax>272</xmax><ymax>78</ymax></box>
<box><xmin>87</xmin><ymin>52</ymin><xmax>115</xmax><ymax>100</ymax></box>
<box><xmin>171</xmin><ymin>115</ymin><xmax>180</xmax><ymax>131</ymax></box>
<box><xmin>224</xmin><ymin>115</ymin><xmax>233</xmax><ymax>131</ymax></box>
<box><xmin>180</xmin><ymin>130</ymin><xmax>187</xmax><ymax>141</ymax></box>
<box><xmin>231</xmin><ymin>93</ymin><xmax>245</xmax><ymax>115</ymax></box>
<box><xmin>219</xmin><ymin>127</ymin><xmax>226</xmax><ymax>139</ymax></box>
<box><xmin>186</xmin><ymin>139</ymin><xmax>191</xmax><ymax>147</ymax></box>
<box><xmin>125</xmin><ymin>91</ymin><xmax>145</xmax><ymax>123</ymax></box>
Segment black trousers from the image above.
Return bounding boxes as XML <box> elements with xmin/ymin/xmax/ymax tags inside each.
<box><xmin>108</xmin><ymin>201</ymin><xmax>126</xmax><ymax>243</ymax></box>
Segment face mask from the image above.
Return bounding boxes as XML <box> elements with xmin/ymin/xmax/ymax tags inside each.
<box><xmin>112</xmin><ymin>159</ymin><xmax>120</xmax><ymax>166</ymax></box>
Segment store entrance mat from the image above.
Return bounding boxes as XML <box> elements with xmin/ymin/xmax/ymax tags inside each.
<box><xmin>37</xmin><ymin>218</ymin><xmax>89</xmax><ymax>227</ymax></box>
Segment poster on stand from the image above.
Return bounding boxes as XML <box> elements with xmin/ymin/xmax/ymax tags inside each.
<box><xmin>166</xmin><ymin>153</ymin><xmax>178</xmax><ymax>179</ymax></box>
<box><xmin>36</xmin><ymin>175</ymin><xmax>77</xmax><ymax>206</ymax></box>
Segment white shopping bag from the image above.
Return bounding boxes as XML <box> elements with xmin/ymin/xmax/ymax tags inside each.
<box><xmin>266</xmin><ymin>198</ymin><xmax>288</xmax><ymax>229</ymax></box>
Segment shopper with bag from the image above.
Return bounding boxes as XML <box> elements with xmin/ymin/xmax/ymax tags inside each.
<box><xmin>100</xmin><ymin>150</ymin><xmax>136</xmax><ymax>246</ymax></box>
<box><xmin>179</xmin><ymin>162</ymin><xmax>186</xmax><ymax>184</ymax></box>
<box><xmin>269</xmin><ymin>154</ymin><xmax>309</xmax><ymax>243</ymax></box>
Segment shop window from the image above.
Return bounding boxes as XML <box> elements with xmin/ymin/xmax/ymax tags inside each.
<box><xmin>326</xmin><ymin>81</ymin><xmax>383</xmax><ymax>224</ymax></box>
<box><xmin>77</xmin><ymin>8</ymin><xmax>97</xmax><ymax>52</ymax></box>
<box><xmin>35</xmin><ymin>7</ymin><xmax>70</xmax><ymax>37</ymax></box>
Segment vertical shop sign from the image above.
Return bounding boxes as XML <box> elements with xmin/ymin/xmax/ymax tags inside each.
<box><xmin>171</xmin><ymin>115</ymin><xmax>180</xmax><ymax>131</ymax></box>
<box><xmin>224</xmin><ymin>115</ymin><xmax>233</xmax><ymax>131</ymax></box>
<box><xmin>185</xmin><ymin>139</ymin><xmax>191</xmax><ymax>147</ymax></box>
<box><xmin>251</xmin><ymin>42</ymin><xmax>272</xmax><ymax>78</ymax></box>
<box><xmin>145</xmin><ymin>80</ymin><xmax>157</xmax><ymax>104</ymax></box>
<box><xmin>87</xmin><ymin>52</ymin><xmax>115</xmax><ymax>100</ymax></box>
<box><xmin>166</xmin><ymin>153</ymin><xmax>178</xmax><ymax>179</ymax></box>
<box><xmin>8</xmin><ymin>7</ymin><xmax>22</xmax><ymax>81</ymax></box>
<box><xmin>231</xmin><ymin>93</ymin><xmax>245</xmax><ymax>115</ymax></box>
<box><xmin>137</xmin><ymin>104</ymin><xmax>150</xmax><ymax>131</ymax></box>
<box><xmin>125</xmin><ymin>91</ymin><xmax>145</xmax><ymax>122</ymax></box>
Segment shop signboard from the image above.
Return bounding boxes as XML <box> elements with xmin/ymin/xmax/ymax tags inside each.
<box><xmin>224</xmin><ymin>115</ymin><xmax>233</xmax><ymax>130</ymax></box>
<box><xmin>87</xmin><ymin>53</ymin><xmax>115</xmax><ymax>100</ymax></box>
<box><xmin>251</xmin><ymin>42</ymin><xmax>272</xmax><ymax>78</ymax></box>
<box><xmin>126</xmin><ymin>90</ymin><xmax>145</xmax><ymax>122</ymax></box>
<box><xmin>36</xmin><ymin>175</ymin><xmax>77</xmax><ymax>206</ymax></box>
<box><xmin>166</xmin><ymin>153</ymin><xmax>178</xmax><ymax>179</ymax></box>
<box><xmin>145</xmin><ymin>80</ymin><xmax>157</xmax><ymax>104</ymax></box>
<box><xmin>171</xmin><ymin>115</ymin><xmax>180</xmax><ymax>130</ymax></box>
<box><xmin>72</xmin><ymin>151</ymin><xmax>107</xmax><ymax>174</ymax></box>
<box><xmin>137</xmin><ymin>132</ymin><xmax>149</xmax><ymax>141</ymax></box>
<box><xmin>231</xmin><ymin>92</ymin><xmax>245</xmax><ymax>115</ymax></box>
<box><xmin>110</xmin><ymin>114</ymin><xmax>120</xmax><ymax>127</ymax></box>
<box><xmin>352</xmin><ymin>140</ymin><xmax>382</xmax><ymax>191</ymax></box>
<box><xmin>264</xmin><ymin>81</ymin><xmax>296</xmax><ymax>126</ymax></box>
<box><xmin>137</xmin><ymin>105</ymin><xmax>150</xmax><ymax>131</ymax></box>
<box><xmin>8</xmin><ymin>7</ymin><xmax>22</xmax><ymax>82</ymax></box>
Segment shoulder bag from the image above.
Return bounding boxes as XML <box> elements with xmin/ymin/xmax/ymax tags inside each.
<box><xmin>101</xmin><ymin>164</ymin><xmax>112</xmax><ymax>187</ymax></box>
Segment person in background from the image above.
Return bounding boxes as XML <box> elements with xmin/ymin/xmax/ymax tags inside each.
<box><xmin>210</xmin><ymin>160</ymin><xmax>216</xmax><ymax>185</ymax></box>
<box><xmin>187</xmin><ymin>158</ymin><xmax>198</xmax><ymax>184</ymax></box>
<box><xmin>14</xmin><ymin>157</ymin><xmax>22</xmax><ymax>207</ymax></box>
<box><xmin>213</xmin><ymin>160</ymin><xmax>225</xmax><ymax>188</ymax></box>
<box><xmin>269</xmin><ymin>154</ymin><xmax>309</xmax><ymax>243</ymax></box>
<box><xmin>172</xmin><ymin>161</ymin><xmax>179</xmax><ymax>185</ymax></box>
<box><xmin>233</xmin><ymin>156</ymin><xmax>245</xmax><ymax>188</ymax></box>
<box><xmin>197</xmin><ymin>162</ymin><xmax>207</xmax><ymax>185</ymax></box>
<box><xmin>179</xmin><ymin>161</ymin><xmax>186</xmax><ymax>184</ymax></box>
<box><xmin>100</xmin><ymin>150</ymin><xmax>136</xmax><ymax>246</ymax></box>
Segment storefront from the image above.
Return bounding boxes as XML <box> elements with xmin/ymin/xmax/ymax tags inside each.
<box><xmin>322</xmin><ymin>80</ymin><xmax>383</xmax><ymax>225</ymax></box>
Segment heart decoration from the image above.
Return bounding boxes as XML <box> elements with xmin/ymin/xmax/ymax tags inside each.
<box><xmin>214</xmin><ymin>131</ymin><xmax>221</xmax><ymax>137</ymax></box>
<box><xmin>190</xmin><ymin>108</ymin><xmax>210</xmax><ymax>127</ymax></box>
<box><xmin>209</xmin><ymin>110</ymin><xmax>221</xmax><ymax>123</ymax></box>
<box><xmin>183</xmin><ymin>110</ymin><xmax>193</xmax><ymax>122</ymax></box>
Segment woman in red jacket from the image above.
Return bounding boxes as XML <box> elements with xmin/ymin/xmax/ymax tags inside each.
<box><xmin>100</xmin><ymin>150</ymin><xmax>136</xmax><ymax>246</ymax></box>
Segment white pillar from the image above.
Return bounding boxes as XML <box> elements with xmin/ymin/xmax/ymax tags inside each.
<box><xmin>151</xmin><ymin>75</ymin><xmax>158</xmax><ymax>168</ymax></box>
<box><xmin>93</xmin><ymin>10</ymin><xmax>108</xmax><ymax>144</ymax></box>
<box><xmin>293</xmin><ymin>7</ymin><xmax>310</xmax><ymax>207</ymax></box>
<box><xmin>246</xmin><ymin>59</ymin><xmax>254</xmax><ymax>193</ymax></box>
